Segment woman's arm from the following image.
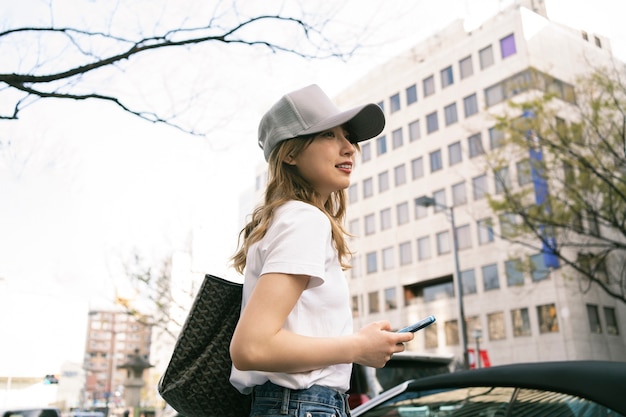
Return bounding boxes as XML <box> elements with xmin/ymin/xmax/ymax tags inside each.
<box><xmin>230</xmin><ymin>272</ymin><xmax>413</xmax><ymax>373</ymax></box>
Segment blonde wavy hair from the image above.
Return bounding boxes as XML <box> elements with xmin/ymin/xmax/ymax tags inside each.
<box><xmin>231</xmin><ymin>136</ymin><xmax>355</xmax><ymax>274</ymax></box>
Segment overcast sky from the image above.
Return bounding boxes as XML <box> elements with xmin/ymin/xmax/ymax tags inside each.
<box><xmin>1</xmin><ymin>0</ymin><xmax>625</xmax><ymax>378</ymax></box>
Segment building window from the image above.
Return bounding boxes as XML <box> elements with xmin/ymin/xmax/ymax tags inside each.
<box><xmin>426</xmin><ymin>111</ymin><xmax>439</xmax><ymax>134</ymax></box>
<box><xmin>505</xmin><ymin>258</ymin><xmax>524</xmax><ymax>286</ymax></box>
<box><xmin>463</xmin><ymin>93</ymin><xmax>479</xmax><ymax>117</ymax></box>
<box><xmin>472</xmin><ymin>174</ymin><xmax>488</xmax><ymax>200</ymax></box>
<box><xmin>423</xmin><ymin>75</ymin><xmax>435</xmax><ymax>97</ymax></box>
<box><xmin>517</xmin><ymin>159</ymin><xmax>532</xmax><ymax>186</ymax></box>
<box><xmin>537</xmin><ymin>303</ymin><xmax>559</xmax><ymax>333</ymax></box>
<box><xmin>445</xmin><ymin>320</ymin><xmax>459</xmax><ymax>346</ymax></box>
<box><xmin>417</xmin><ymin>236</ymin><xmax>432</xmax><ymax>260</ymax></box>
<box><xmin>448</xmin><ymin>141</ymin><xmax>462</xmax><ymax>166</ymax></box>
<box><xmin>456</xmin><ymin>224</ymin><xmax>472</xmax><ymax>249</ymax></box>
<box><xmin>415</xmin><ymin>199</ymin><xmax>428</xmax><ymax>219</ymax></box>
<box><xmin>477</xmin><ymin>218</ymin><xmax>494</xmax><ymax>244</ymax></box>
<box><xmin>392</xmin><ymin>128</ymin><xmax>404</xmax><ymax>149</ymax></box>
<box><xmin>382</xmin><ymin>246</ymin><xmax>395</xmax><ymax>270</ymax></box>
<box><xmin>425</xmin><ymin>324</ymin><xmax>438</xmax><ymax>349</ymax></box>
<box><xmin>351</xmin><ymin>295</ymin><xmax>360</xmax><ymax>317</ymax></box>
<box><xmin>485</xmin><ymin>83</ymin><xmax>504</xmax><ymax>107</ymax></box>
<box><xmin>489</xmin><ymin>127</ymin><xmax>505</xmax><ymax>149</ymax></box>
<box><xmin>487</xmin><ymin>312</ymin><xmax>506</xmax><ymax>340</ymax></box>
<box><xmin>587</xmin><ymin>304</ymin><xmax>602</xmax><ymax>334</ymax></box>
<box><xmin>430</xmin><ymin>149</ymin><xmax>443</xmax><ymax>172</ymax></box>
<box><xmin>376</xmin><ymin>136</ymin><xmax>387</xmax><ymax>156</ymax></box>
<box><xmin>368</xmin><ymin>291</ymin><xmax>379</xmax><ymax>313</ymax></box>
<box><xmin>499</xmin><ymin>213</ymin><xmax>518</xmax><ymax>238</ymax></box>
<box><xmin>406</xmin><ymin>84</ymin><xmax>418</xmax><ymax>105</ymax></box>
<box><xmin>511</xmin><ymin>308</ymin><xmax>531</xmax><ymax>337</ymax></box>
<box><xmin>378</xmin><ymin>170</ymin><xmax>389</xmax><ymax>193</ymax></box>
<box><xmin>604</xmin><ymin>307</ymin><xmax>619</xmax><ymax>335</ymax></box>
<box><xmin>530</xmin><ymin>253</ymin><xmax>550</xmax><ymax>281</ymax></box>
<box><xmin>363</xmin><ymin>177</ymin><xmax>373</xmax><ymax>198</ymax></box>
<box><xmin>494</xmin><ymin>166</ymin><xmax>510</xmax><ymax>194</ymax></box>
<box><xmin>348</xmin><ymin>218</ymin><xmax>359</xmax><ymax>237</ymax></box>
<box><xmin>482</xmin><ymin>263</ymin><xmax>500</xmax><ymax>290</ymax></box>
<box><xmin>364</xmin><ymin>213</ymin><xmax>376</xmax><ymax>235</ymax></box>
<box><xmin>361</xmin><ymin>142</ymin><xmax>372</xmax><ymax>163</ymax></box>
<box><xmin>377</xmin><ymin>101</ymin><xmax>384</xmax><ymax>112</ymax></box>
<box><xmin>444</xmin><ymin>102</ymin><xmax>458</xmax><ymax>126</ymax></box>
<box><xmin>459</xmin><ymin>55</ymin><xmax>473</xmax><ymax>79</ymax></box>
<box><xmin>396</xmin><ymin>201</ymin><xmax>409</xmax><ymax>225</ymax></box>
<box><xmin>351</xmin><ymin>254</ymin><xmax>362</xmax><ymax>279</ymax></box>
<box><xmin>461</xmin><ymin>269</ymin><xmax>477</xmax><ymax>295</ymax></box>
<box><xmin>385</xmin><ymin>287</ymin><xmax>397</xmax><ymax>310</ymax></box>
<box><xmin>390</xmin><ymin>93</ymin><xmax>401</xmax><ymax>113</ymax></box>
<box><xmin>409</xmin><ymin>119</ymin><xmax>421</xmax><ymax>142</ymax></box>
<box><xmin>468</xmin><ymin>133</ymin><xmax>484</xmax><ymax>157</ymax></box>
<box><xmin>394</xmin><ymin>164</ymin><xmax>407</xmax><ymax>186</ymax></box>
<box><xmin>436</xmin><ymin>230</ymin><xmax>451</xmax><ymax>255</ymax></box>
<box><xmin>452</xmin><ymin>181</ymin><xmax>467</xmax><ymax>206</ymax></box>
<box><xmin>399</xmin><ymin>241</ymin><xmax>412</xmax><ymax>265</ymax></box>
<box><xmin>348</xmin><ymin>183</ymin><xmax>358</xmax><ymax>203</ymax></box>
<box><xmin>479</xmin><ymin>45</ymin><xmax>494</xmax><ymax>69</ymax></box>
<box><xmin>380</xmin><ymin>208</ymin><xmax>392</xmax><ymax>231</ymax></box>
<box><xmin>433</xmin><ymin>188</ymin><xmax>446</xmax><ymax>212</ymax></box>
<box><xmin>441</xmin><ymin>66</ymin><xmax>454</xmax><ymax>88</ymax></box>
<box><xmin>500</xmin><ymin>33</ymin><xmax>517</xmax><ymax>59</ymax></box>
<box><xmin>366</xmin><ymin>252</ymin><xmax>377</xmax><ymax>274</ymax></box>
<box><xmin>411</xmin><ymin>157</ymin><xmax>424</xmax><ymax>180</ymax></box>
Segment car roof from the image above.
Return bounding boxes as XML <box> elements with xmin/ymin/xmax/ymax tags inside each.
<box><xmin>404</xmin><ymin>360</ymin><xmax>626</xmax><ymax>414</ymax></box>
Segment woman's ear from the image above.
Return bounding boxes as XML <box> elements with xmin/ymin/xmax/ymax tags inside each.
<box><xmin>283</xmin><ymin>155</ymin><xmax>296</xmax><ymax>165</ymax></box>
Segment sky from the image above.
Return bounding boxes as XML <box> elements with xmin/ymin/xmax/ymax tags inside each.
<box><xmin>1</xmin><ymin>0</ymin><xmax>625</xmax><ymax>378</ymax></box>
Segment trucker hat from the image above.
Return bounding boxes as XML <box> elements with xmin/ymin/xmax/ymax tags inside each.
<box><xmin>258</xmin><ymin>84</ymin><xmax>386</xmax><ymax>161</ymax></box>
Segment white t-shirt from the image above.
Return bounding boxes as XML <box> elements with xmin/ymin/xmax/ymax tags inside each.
<box><xmin>230</xmin><ymin>200</ymin><xmax>353</xmax><ymax>394</ymax></box>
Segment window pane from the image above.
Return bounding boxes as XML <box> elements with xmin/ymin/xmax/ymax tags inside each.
<box><xmin>363</xmin><ymin>177</ymin><xmax>373</xmax><ymax>198</ymax></box>
<box><xmin>423</xmin><ymin>75</ymin><xmax>435</xmax><ymax>96</ymax></box>
<box><xmin>489</xmin><ymin>126</ymin><xmax>505</xmax><ymax>149</ymax></box>
<box><xmin>485</xmin><ymin>83</ymin><xmax>504</xmax><ymax>107</ymax></box>
<box><xmin>456</xmin><ymin>224</ymin><xmax>472</xmax><ymax>249</ymax></box>
<box><xmin>390</xmin><ymin>93</ymin><xmax>401</xmax><ymax>113</ymax></box>
<box><xmin>487</xmin><ymin>311</ymin><xmax>506</xmax><ymax>340</ymax></box>
<box><xmin>414</xmin><ymin>200</ymin><xmax>428</xmax><ymax>219</ymax></box>
<box><xmin>409</xmin><ymin>119</ymin><xmax>421</xmax><ymax>141</ymax></box>
<box><xmin>348</xmin><ymin>219</ymin><xmax>359</xmax><ymax>236</ymax></box>
<box><xmin>417</xmin><ymin>236</ymin><xmax>431</xmax><ymax>260</ymax></box>
<box><xmin>392</xmin><ymin>127</ymin><xmax>403</xmax><ymax>149</ymax></box>
<box><xmin>396</xmin><ymin>201</ymin><xmax>409</xmax><ymax>225</ymax></box>
<box><xmin>444</xmin><ymin>102</ymin><xmax>458</xmax><ymax>126</ymax></box>
<box><xmin>385</xmin><ymin>287</ymin><xmax>397</xmax><ymax>310</ymax></box>
<box><xmin>517</xmin><ymin>159</ymin><xmax>532</xmax><ymax>185</ymax></box>
<box><xmin>505</xmin><ymin>259</ymin><xmax>524</xmax><ymax>286</ymax></box>
<box><xmin>472</xmin><ymin>174</ymin><xmax>488</xmax><ymax>200</ymax></box>
<box><xmin>441</xmin><ymin>66</ymin><xmax>454</xmax><ymax>88</ymax></box>
<box><xmin>587</xmin><ymin>304</ymin><xmax>602</xmax><ymax>334</ymax></box>
<box><xmin>463</xmin><ymin>93</ymin><xmax>479</xmax><ymax>117</ymax></box>
<box><xmin>406</xmin><ymin>84</ymin><xmax>417</xmax><ymax>105</ymax></box>
<box><xmin>424</xmin><ymin>323</ymin><xmax>438</xmax><ymax>349</ymax></box>
<box><xmin>537</xmin><ymin>303</ymin><xmax>559</xmax><ymax>333</ymax></box>
<box><xmin>445</xmin><ymin>320</ymin><xmax>459</xmax><ymax>345</ymax></box>
<box><xmin>361</xmin><ymin>142</ymin><xmax>372</xmax><ymax>162</ymax></box>
<box><xmin>411</xmin><ymin>157</ymin><xmax>424</xmax><ymax>179</ymax></box>
<box><xmin>433</xmin><ymin>188</ymin><xmax>446</xmax><ymax>212</ymax></box>
<box><xmin>479</xmin><ymin>45</ymin><xmax>494</xmax><ymax>69</ymax></box>
<box><xmin>399</xmin><ymin>241</ymin><xmax>412</xmax><ymax>265</ymax></box>
<box><xmin>604</xmin><ymin>307</ymin><xmax>619</xmax><ymax>335</ymax></box>
<box><xmin>452</xmin><ymin>181</ymin><xmax>467</xmax><ymax>206</ymax></box>
<box><xmin>430</xmin><ymin>150</ymin><xmax>442</xmax><ymax>172</ymax></box>
<box><xmin>477</xmin><ymin>218</ymin><xmax>494</xmax><ymax>244</ymax></box>
<box><xmin>364</xmin><ymin>213</ymin><xmax>376</xmax><ymax>235</ymax></box>
<box><xmin>511</xmin><ymin>307</ymin><xmax>531</xmax><ymax>337</ymax></box>
<box><xmin>378</xmin><ymin>170</ymin><xmax>389</xmax><ymax>193</ymax></box>
<box><xmin>436</xmin><ymin>231</ymin><xmax>451</xmax><ymax>254</ymax></box>
<box><xmin>366</xmin><ymin>252</ymin><xmax>377</xmax><ymax>274</ymax></box>
<box><xmin>459</xmin><ymin>55</ymin><xmax>473</xmax><ymax>79</ymax></box>
<box><xmin>348</xmin><ymin>183</ymin><xmax>358</xmax><ymax>203</ymax></box>
<box><xmin>468</xmin><ymin>133</ymin><xmax>484</xmax><ymax>157</ymax></box>
<box><xmin>461</xmin><ymin>269</ymin><xmax>476</xmax><ymax>294</ymax></box>
<box><xmin>500</xmin><ymin>33</ymin><xmax>517</xmax><ymax>58</ymax></box>
<box><xmin>426</xmin><ymin>111</ymin><xmax>439</xmax><ymax>133</ymax></box>
<box><xmin>482</xmin><ymin>263</ymin><xmax>500</xmax><ymax>290</ymax></box>
<box><xmin>448</xmin><ymin>141</ymin><xmax>462</xmax><ymax>165</ymax></box>
<box><xmin>382</xmin><ymin>246</ymin><xmax>395</xmax><ymax>270</ymax></box>
<box><xmin>530</xmin><ymin>253</ymin><xmax>550</xmax><ymax>281</ymax></box>
<box><xmin>376</xmin><ymin>135</ymin><xmax>387</xmax><ymax>155</ymax></box>
<box><xmin>495</xmin><ymin>166</ymin><xmax>510</xmax><ymax>194</ymax></box>
<box><xmin>394</xmin><ymin>164</ymin><xmax>406</xmax><ymax>186</ymax></box>
<box><xmin>368</xmin><ymin>290</ymin><xmax>379</xmax><ymax>313</ymax></box>
<box><xmin>380</xmin><ymin>208</ymin><xmax>392</xmax><ymax>230</ymax></box>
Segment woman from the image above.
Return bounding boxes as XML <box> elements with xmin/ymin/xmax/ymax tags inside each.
<box><xmin>230</xmin><ymin>84</ymin><xmax>413</xmax><ymax>416</ymax></box>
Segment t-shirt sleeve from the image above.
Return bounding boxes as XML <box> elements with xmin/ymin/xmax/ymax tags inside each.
<box><xmin>259</xmin><ymin>202</ymin><xmax>330</xmax><ymax>288</ymax></box>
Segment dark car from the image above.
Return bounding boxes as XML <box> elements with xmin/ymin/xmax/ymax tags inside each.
<box><xmin>352</xmin><ymin>360</ymin><xmax>626</xmax><ymax>416</ymax></box>
<box><xmin>1</xmin><ymin>409</ymin><xmax>62</xmax><ymax>417</ymax></box>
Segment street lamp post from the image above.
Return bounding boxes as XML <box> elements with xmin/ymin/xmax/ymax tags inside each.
<box><xmin>472</xmin><ymin>328</ymin><xmax>483</xmax><ymax>369</ymax></box>
<box><xmin>415</xmin><ymin>195</ymin><xmax>469</xmax><ymax>370</ymax></box>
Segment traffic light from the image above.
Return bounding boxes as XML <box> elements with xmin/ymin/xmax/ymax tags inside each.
<box><xmin>43</xmin><ymin>374</ymin><xmax>59</xmax><ymax>384</ymax></box>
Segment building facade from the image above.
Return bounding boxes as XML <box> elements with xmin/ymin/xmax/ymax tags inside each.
<box><xmin>332</xmin><ymin>2</ymin><xmax>626</xmax><ymax>368</ymax></box>
<box><xmin>83</xmin><ymin>310</ymin><xmax>152</xmax><ymax>409</ymax></box>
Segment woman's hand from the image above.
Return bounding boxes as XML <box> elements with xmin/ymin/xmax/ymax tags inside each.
<box><xmin>352</xmin><ymin>321</ymin><xmax>414</xmax><ymax>368</ymax></box>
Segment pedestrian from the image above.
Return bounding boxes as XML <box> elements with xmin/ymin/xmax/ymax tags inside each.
<box><xmin>229</xmin><ymin>84</ymin><xmax>413</xmax><ymax>416</ymax></box>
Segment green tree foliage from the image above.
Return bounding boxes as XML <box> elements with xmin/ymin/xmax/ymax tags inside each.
<box><xmin>487</xmin><ymin>66</ymin><xmax>626</xmax><ymax>304</ymax></box>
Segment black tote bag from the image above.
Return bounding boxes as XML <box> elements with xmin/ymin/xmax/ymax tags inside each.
<box><xmin>158</xmin><ymin>274</ymin><xmax>251</xmax><ymax>417</ymax></box>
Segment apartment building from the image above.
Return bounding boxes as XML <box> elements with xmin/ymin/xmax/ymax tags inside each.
<box><xmin>331</xmin><ymin>2</ymin><xmax>626</xmax><ymax>368</ymax></box>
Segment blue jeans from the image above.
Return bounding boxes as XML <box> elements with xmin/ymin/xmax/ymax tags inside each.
<box><xmin>250</xmin><ymin>381</ymin><xmax>350</xmax><ymax>417</ymax></box>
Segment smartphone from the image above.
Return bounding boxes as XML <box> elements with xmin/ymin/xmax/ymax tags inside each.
<box><xmin>397</xmin><ymin>315</ymin><xmax>436</xmax><ymax>333</ymax></box>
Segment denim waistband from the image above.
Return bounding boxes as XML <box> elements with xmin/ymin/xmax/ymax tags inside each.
<box><xmin>253</xmin><ymin>381</ymin><xmax>349</xmax><ymax>414</ymax></box>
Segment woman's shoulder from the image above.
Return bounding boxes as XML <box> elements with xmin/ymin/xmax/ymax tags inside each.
<box><xmin>275</xmin><ymin>200</ymin><xmax>328</xmax><ymax>224</ymax></box>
